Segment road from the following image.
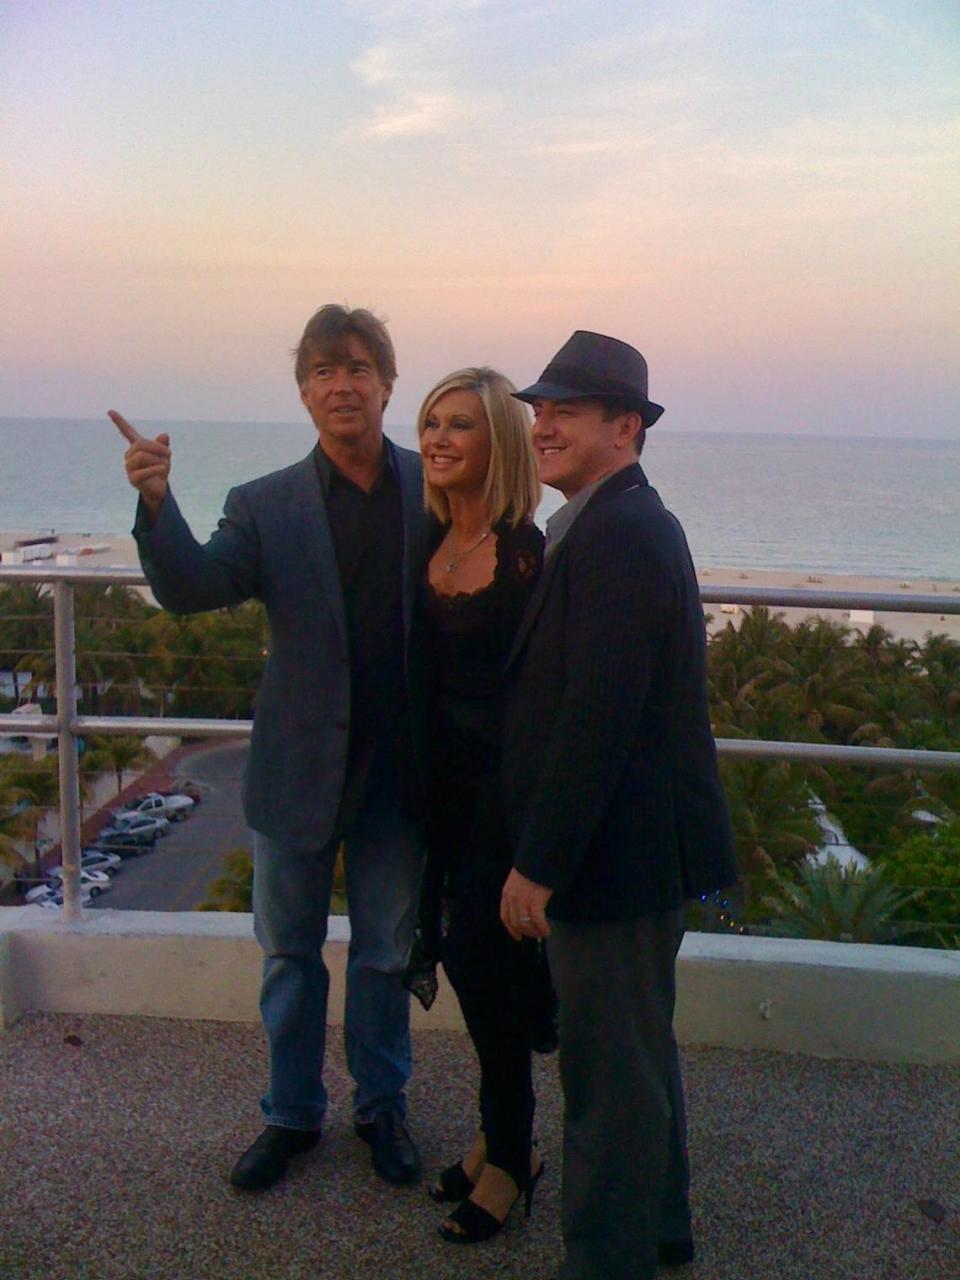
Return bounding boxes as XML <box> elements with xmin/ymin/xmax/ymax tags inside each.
<box><xmin>90</xmin><ymin>741</ymin><xmax>252</xmax><ymax>912</ymax></box>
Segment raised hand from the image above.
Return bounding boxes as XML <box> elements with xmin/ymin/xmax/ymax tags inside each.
<box><xmin>108</xmin><ymin>410</ymin><xmax>171</xmax><ymax>520</ymax></box>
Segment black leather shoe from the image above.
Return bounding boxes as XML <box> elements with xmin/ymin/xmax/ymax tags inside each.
<box><xmin>355</xmin><ymin>1111</ymin><xmax>421</xmax><ymax>1185</ymax></box>
<box><xmin>230</xmin><ymin>1125</ymin><xmax>320</xmax><ymax>1191</ymax></box>
<box><xmin>659</xmin><ymin>1237</ymin><xmax>695</xmax><ymax>1268</ymax></box>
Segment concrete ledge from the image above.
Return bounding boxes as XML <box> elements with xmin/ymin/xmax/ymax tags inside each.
<box><xmin>676</xmin><ymin>933</ymin><xmax>960</xmax><ymax>1064</ymax></box>
<box><xmin>2</xmin><ymin>908</ymin><xmax>958</xmax><ymax>1063</ymax></box>
<box><xmin>0</xmin><ymin>907</ymin><xmax>464</xmax><ymax>1031</ymax></box>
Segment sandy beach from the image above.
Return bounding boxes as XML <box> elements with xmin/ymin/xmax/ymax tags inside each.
<box><xmin>2</xmin><ymin>529</ymin><xmax>959</xmax><ymax>643</ymax></box>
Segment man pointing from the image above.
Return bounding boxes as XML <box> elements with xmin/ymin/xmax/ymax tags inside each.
<box><xmin>112</xmin><ymin>304</ymin><xmax>428</xmax><ymax>1192</ymax></box>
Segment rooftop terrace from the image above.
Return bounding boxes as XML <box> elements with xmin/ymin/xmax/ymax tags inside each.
<box><xmin>2</xmin><ymin>1011</ymin><xmax>957</xmax><ymax>1280</ymax></box>
<box><xmin>2</xmin><ymin>566</ymin><xmax>959</xmax><ymax>1279</ymax></box>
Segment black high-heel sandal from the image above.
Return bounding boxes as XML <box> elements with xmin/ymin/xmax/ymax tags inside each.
<box><xmin>437</xmin><ymin>1161</ymin><xmax>544</xmax><ymax>1245</ymax></box>
<box><xmin>428</xmin><ymin>1161</ymin><xmax>476</xmax><ymax>1204</ymax></box>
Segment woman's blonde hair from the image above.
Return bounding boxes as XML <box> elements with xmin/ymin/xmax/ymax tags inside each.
<box><xmin>417</xmin><ymin>367</ymin><xmax>540</xmax><ymax>527</ymax></box>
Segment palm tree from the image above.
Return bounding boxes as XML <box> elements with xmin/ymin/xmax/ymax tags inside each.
<box><xmin>2</xmin><ymin>755</ymin><xmax>60</xmax><ymax>880</ymax></box>
<box><xmin>88</xmin><ymin>736</ymin><xmax>152</xmax><ymax>796</ymax></box>
<box><xmin>73</xmin><ymin>584</ymin><xmax>155</xmax><ymax>716</ymax></box>
<box><xmin>198</xmin><ymin>848</ymin><xmax>254</xmax><ymax>911</ymax></box>
<box><xmin>708</xmin><ymin>608</ymin><xmax>798</xmax><ymax>739</ymax></box>
<box><xmin>851</xmin><ymin>623</ymin><xmax>915</xmax><ymax>675</ymax></box>
<box><xmin>197</xmin><ymin>843</ymin><xmax>348</xmax><ymax>913</ymax></box>
<box><xmin>916</xmin><ymin>632</ymin><xmax>960</xmax><ymax>729</ymax></box>
<box><xmin>140</xmin><ymin>605</ymin><xmax>266</xmax><ymax>720</ymax></box>
<box><xmin>719</xmin><ymin>759</ymin><xmax>820</xmax><ymax>908</ymax></box>
<box><xmin>0</xmin><ymin>582</ymin><xmax>53</xmax><ymax>705</ymax></box>
<box><xmin>0</xmin><ymin>761</ymin><xmax>30</xmax><ymax>872</ymax></box>
<box><xmin>782</xmin><ymin>617</ymin><xmax>871</xmax><ymax>740</ymax></box>
<box><xmin>760</xmin><ymin>856</ymin><xmax>920</xmax><ymax>943</ymax></box>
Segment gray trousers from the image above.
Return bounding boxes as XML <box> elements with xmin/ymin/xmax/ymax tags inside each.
<box><xmin>547</xmin><ymin>908</ymin><xmax>690</xmax><ymax>1280</ymax></box>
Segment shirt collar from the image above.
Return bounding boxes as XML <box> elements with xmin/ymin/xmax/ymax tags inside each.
<box><xmin>313</xmin><ymin>439</ymin><xmax>394</xmax><ymax>497</ymax></box>
<box><xmin>544</xmin><ymin>473</ymin><xmax>608</xmax><ymax>556</ymax></box>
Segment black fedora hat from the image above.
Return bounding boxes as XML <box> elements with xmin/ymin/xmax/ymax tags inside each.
<box><xmin>513</xmin><ymin>330</ymin><xmax>665</xmax><ymax>428</ymax></box>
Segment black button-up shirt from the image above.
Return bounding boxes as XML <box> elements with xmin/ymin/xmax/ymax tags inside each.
<box><xmin>313</xmin><ymin>442</ymin><xmax>410</xmax><ymax>833</ymax></box>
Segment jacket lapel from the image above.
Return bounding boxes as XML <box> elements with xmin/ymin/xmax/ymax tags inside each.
<box><xmin>505</xmin><ymin>464</ymin><xmax>649</xmax><ymax>671</ymax></box>
<box><xmin>505</xmin><ymin>535</ymin><xmax>565</xmax><ymax>670</ymax></box>
<box><xmin>583</xmin><ymin>461</ymin><xmax>648</xmax><ymax>509</ymax></box>
<box><xmin>287</xmin><ymin>454</ymin><xmax>348</xmax><ymax>648</ymax></box>
<box><xmin>389</xmin><ymin>440</ymin><xmax>428</xmax><ymax>637</ymax></box>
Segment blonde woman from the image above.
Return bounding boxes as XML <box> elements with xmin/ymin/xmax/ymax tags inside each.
<box><xmin>406</xmin><ymin>367</ymin><xmax>549</xmax><ymax>1244</ymax></box>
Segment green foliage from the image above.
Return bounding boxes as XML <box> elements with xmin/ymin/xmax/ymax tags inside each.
<box><xmin>875</xmin><ymin>820</ymin><xmax>960</xmax><ymax>949</ymax></box>
<box><xmin>705</xmin><ymin>609</ymin><xmax>960</xmax><ymax>915</ymax></box>
<box><xmin>719</xmin><ymin>758</ymin><xmax>819</xmax><ymax>915</ymax></box>
<box><xmin>86</xmin><ymin>735</ymin><xmax>152</xmax><ymax>795</ymax></box>
<box><xmin>198</xmin><ymin>848</ymin><xmax>254</xmax><ymax>912</ymax></box>
<box><xmin>3</xmin><ymin>582</ymin><xmax>958</xmax><ymax>929</ymax></box>
<box><xmin>760</xmin><ymin>857</ymin><xmax>921</xmax><ymax>944</ymax></box>
<box><xmin>0</xmin><ymin>580</ymin><xmax>268</xmax><ymax>720</ymax></box>
<box><xmin>0</xmin><ymin>757</ymin><xmax>30</xmax><ymax>869</ymax></box>
<box><xmin>197</xmin><ymin>845</ymin><xmax>348</xmax><ymax>914</ymax></box>
<box><xmin>0</xmin><ymin>754</ymin><xmax>60</xmax><ymax>875</ymax></box>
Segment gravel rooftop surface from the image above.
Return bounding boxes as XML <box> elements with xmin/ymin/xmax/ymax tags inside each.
<box><xmin>1</xmin><ymin>1013</ymin><xmax>957</xmax><ymax>1280</ymax></box>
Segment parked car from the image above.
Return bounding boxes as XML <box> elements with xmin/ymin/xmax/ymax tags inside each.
<box><xmin>102</xmin><ymin>813</ymin><xmax>170</xmax><ymax>842</ymax></box>
<box><xmin>92</xmin><ymin>834</ymin><xmax>151</xmax><ymax>857</ymax></box>
<box><xmin>47</xmin><ymin>867</ymin><xmax>112</xmax><ymax>896</ymax></box>
<box><xmin>165</xmin><ymin>779</ymin><xmax>207</xmax><ymax>804</ymax></box>
<box><xmin>33</xmin><ymin>888</ymin><xmax>96</xmax><ymax>909</ymax></box>
<box><xmin>113</xmin><ymin>791</ymin><xmax>193</xmax><ymax>824</ymax></box>
<box><xmin>81</xmin><ymin>848</ymin><xmax>123</xmax><ymax>874</ymax></box>
<box><xmin>94</xmin><ymin>819</ymin><xmax>162</xmax><ymax>854</ymax></box>
<box><xmin>47</xmin><ymin>850</ymin><xmax>123</xmax><ymax>878</ymax></box>
<box><xmin>27</xmin><ymin>867</ymin><xmax>111</xmax><ymax>900</ymax></box>
<box><xmin>25</xmin><ymin>881</ymin><xmax>58</xmax><ymax>903</ymax></box>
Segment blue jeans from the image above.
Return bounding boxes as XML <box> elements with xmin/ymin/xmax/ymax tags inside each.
<box><xmin>252</xmin><ymin>796</ymin><xmax>423</xmax><ymax>1132</ymax></box>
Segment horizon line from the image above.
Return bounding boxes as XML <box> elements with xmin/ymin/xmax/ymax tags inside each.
<box><xmin>1</xmin><ymin>416</ymin><xmax>956</xmax><ymax>445</ymax></box>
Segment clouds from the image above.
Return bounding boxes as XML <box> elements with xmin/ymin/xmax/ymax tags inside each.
<box><xmin>348</xmin><ymin>0</ymin><xmax>499</xmax><ymax>137</ymax></box>
<box><xmin>0</xmin><ymin>0</ymin><xmax>957</xmax><ymax>432</ymax></box>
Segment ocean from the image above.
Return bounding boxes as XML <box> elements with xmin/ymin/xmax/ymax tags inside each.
<box><xmin>1</xmin><ymin>418</ymin><xmax>958</xmax><ymax>580</ymax></box>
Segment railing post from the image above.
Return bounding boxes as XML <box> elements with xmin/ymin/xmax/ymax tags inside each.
<box><xmin>54</xmin><ymin>581</ymin><xmax>82</xmax><ymax>922</ymax></box>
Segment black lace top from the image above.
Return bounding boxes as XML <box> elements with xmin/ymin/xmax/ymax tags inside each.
<box><xmin>420</xmin><ymin>518</ymin><xmax>544</xmax><ymax>779</ymax></box>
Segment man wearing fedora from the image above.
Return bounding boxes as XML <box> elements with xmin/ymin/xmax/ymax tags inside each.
<box><xmin>499</xmin><ymin>331</ymin><xmax>737</xmax><ymax>1279</ymax></box>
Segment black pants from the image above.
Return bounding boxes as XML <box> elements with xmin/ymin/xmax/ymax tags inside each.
<box><xmin>548</xmin><ymin>909</ymin><xmax>690</xmax><ymax>1280</ymax></box>
<box><xmin>442</xmin><ymin>844</ymin><xmax>537</xmax><ymax>1182</ymax></box>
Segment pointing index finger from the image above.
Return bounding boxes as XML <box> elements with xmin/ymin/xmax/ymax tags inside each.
<box><xmin>108</xmin><ymin>409</ymin><xmax>141</xmax><ymax>444</ymax></box>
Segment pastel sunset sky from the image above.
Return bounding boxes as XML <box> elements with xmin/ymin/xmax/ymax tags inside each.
<box><xmin>2</xmin><ymin>0</ymin><xmax>957</xmax><ymax>436</ymax></box>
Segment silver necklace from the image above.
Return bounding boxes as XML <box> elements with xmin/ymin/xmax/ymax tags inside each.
<box><xmin>445</xmin><ymin>528</ymin><xmax>492</xmax><ymax>573</ymax></box>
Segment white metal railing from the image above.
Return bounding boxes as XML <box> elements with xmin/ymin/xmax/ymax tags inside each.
<box><xmin>2</xmin><ymin>563</ymin><xmax>960</xmax><ymax>919</ymax></box>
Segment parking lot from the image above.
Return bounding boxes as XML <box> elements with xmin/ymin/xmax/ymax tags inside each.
<box><xmin>26</xmin><ymin>741</ymin><xmax>254</xmax><ymax>913</ymax></box>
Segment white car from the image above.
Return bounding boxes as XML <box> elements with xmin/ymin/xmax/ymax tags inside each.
<box><xmin>25</xmin><ymin>881</ymin><xmax>56</xmax><ymax>903</ymax></box>
<box><xmin>31</xmin><ymin>887</ymin><xmax>96</xmax><ymax>909</ymax></box>
<box><xmin>48</xmin><ymin>851</ymin><xmax>123</xmax><ymax>878</ymax></box>
<box><xmin>27</xmin><ymin>869</ymin><xmax>110</xmax><ymax>900</ymax></box>
<box><xmin>81</xmin><ymin>848</ymin><xmax>123</xmax><ymax>874</ymax></box>
<box><xmin>54</xmin><ymin>867</ymin><xmax>111</xmax><ymax>892</ymax></box>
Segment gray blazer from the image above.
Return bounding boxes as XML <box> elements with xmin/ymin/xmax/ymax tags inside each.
<box><xmin>133</xmin><ymin>442</ymin><xmax>429</xmax><ymax>849</ymax></box>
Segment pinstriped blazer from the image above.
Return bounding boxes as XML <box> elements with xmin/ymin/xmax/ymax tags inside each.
<box><xmin>502</xmin><ymin>463</ymin><xmax>738</xmax><ymax>922</ymax></box>
<box><xmin>133</xmin><ymin>441</ymin><xmax>429</xmax><ymax>850</ymax></box>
